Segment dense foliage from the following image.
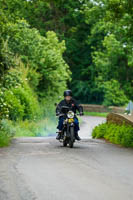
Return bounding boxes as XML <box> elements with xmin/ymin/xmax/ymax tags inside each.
<box><xmin>92</xmin><ymin>122</ymin><xmax>133</xmax><ymax>147</ymax></box>
<box><xmin>0</xmin><ymin>2</ymin><xmax>71</xmax><ymax>145</ymax></box>
<box><xmin>0</xmin><ymin>13</ymin><xmax>70</xmax><ymax>110</ymax></box>
<box><xmin>0</xmin><ymin>0</ymin><xmax>133</xmax><ymax>145</ymax></box>
<box><xmin>2</xmin><ymin>0</ymin><xmax>132</xmax><ymax>105</ymax></box>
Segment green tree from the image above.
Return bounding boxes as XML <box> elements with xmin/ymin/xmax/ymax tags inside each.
<box><xmin>3</xmin><ymin>20</ymin><xmax>70</xmax><ymax>98</ymax></box>
<box><xmin>1</xmin><ymin>0</ymin><xmax>133</xmax><ymax>105</ymax></box>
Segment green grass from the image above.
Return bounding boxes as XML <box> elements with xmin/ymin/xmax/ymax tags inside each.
<box><xmin>0</xmin><ymin>117</ymin><xmax>57</xmax><ymax>147</ymax></box>
<box><xmin>0</xmin><ymin>134</ymin><xmax>12</xmax><ymax>147</ymax></box>
<box><xmin>0</xmin><ymin>119</ymin><xmax>15</xmax><ymax>147</ymax></box>
<box><xmin>84</xmin><ymin>111</ymin><xmax>108</xmax><ymax>117</ymax></box>
<box><xmin>14</xmin><ymin>118</ymin><xmax>57</xmax><ymax>137</ymax></box>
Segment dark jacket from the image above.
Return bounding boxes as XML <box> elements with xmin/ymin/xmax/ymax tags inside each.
<box><xmin>56</xmin><ymin>98</ymin><xmax>83</xmax><ymax>115</ymax></box>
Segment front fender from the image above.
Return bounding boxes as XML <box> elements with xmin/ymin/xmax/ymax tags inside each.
<box><xmin>66</xmin><ymin>123</ymin><xmax>74</xmax><ymax>137</ymax></box>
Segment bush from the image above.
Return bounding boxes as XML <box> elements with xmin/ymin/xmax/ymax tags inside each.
<box><xmin>0</xmin><ymin>61</ymin><xmax>43</xmax><ymax>121</ymax></box>
<box><xmin>92</xmin><ymin>122</ymin><xmax>133</xmax><ymax>147</ymax></box>
<box><xmin>0</xmin><ymin>83</ymin><xmax>42</xmax><ymax>121</ymax></box>
<box><xmin>12</xmin><ymin>86</ymin><xmax>42</xmax><ymax>120</ymax></box>
<box><xmin>4</xmin><ymin>89</ymin><xmax>25</xmax><ymax>121</ymax></box>
<box><xmin>0</xmin><ymin>119</ymin><xmax>15</xmax><ymax>147</ymax></box>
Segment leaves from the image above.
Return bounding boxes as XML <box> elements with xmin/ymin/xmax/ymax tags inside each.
<box><xmin>92</xmin><ymin>122</ymin><xmax>133</xmax><ymax>147</ymax></box>
<box><xmin>0</xmin><ymin>0</ymin><xmax>133</xmax><ymax>108</ymax></box>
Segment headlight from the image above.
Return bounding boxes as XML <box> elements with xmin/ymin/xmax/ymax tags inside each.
<box><xmin>67</xmin><ymin>111</ymin><xmax>74</xmax><ymax>118</ymax></box>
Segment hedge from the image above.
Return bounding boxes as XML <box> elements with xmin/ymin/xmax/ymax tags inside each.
<box><xmin>92</xmin><ymin>122</ymin><xmax>133</xmax><ymax>147</ymax></box>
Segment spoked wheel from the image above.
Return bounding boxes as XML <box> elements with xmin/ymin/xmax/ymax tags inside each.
<box><xmin>69</xmin><ymin>126</ymin><xmax>74</xmax><ymax>148</ymax></box>
<box><xmin>63</xmin><ymin>131</ymin><xmax>67</xmax><ymax>147</ymax></box>
<box><xmin>69</xmin><ymin>140</ymin><xmax>74</xmax><ymax>148</ymax></box>
<box><xmin>63</xmin><ymin>140</ymin><xmax>67</xmax><ymax>147</ymax></box>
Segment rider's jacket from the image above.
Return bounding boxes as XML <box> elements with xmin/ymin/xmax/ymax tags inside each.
<box><xmin>56</xmin><ymin>98</ymin><xmax>83</xmax><ymax>115</ymax></box>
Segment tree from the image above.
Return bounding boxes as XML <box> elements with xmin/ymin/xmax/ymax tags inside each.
<box><xmin>1</xmin><ymin>0</ymin><xmax>132</xmax><ymax>105</ymax></box>
<box><xmin>3</xmin><ymin>20</ymin><xmax>70</xmax><ymax>98</ymax></box>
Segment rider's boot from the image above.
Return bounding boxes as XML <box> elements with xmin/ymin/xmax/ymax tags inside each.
<box><xmin>56</xmin><ymin>130</ymin><xmax>62</xmax><ymax>140</ymax></box>
<box><xmin>75</xmin><ymin>132</ymin><xmax>81</xmax><ymax>141</ymax></box>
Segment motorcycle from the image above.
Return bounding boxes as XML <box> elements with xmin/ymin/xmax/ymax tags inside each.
<box><xmin>57</xmin><ymin>106</ymin><xmax>80</xmax><ymax>148</ymax></box>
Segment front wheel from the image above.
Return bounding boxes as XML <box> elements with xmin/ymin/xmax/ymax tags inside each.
<box><xmin>63</xmin><ymin>140</ymin><xmax>67</xmax><ymax>147</ymax></box>
<box><xmin>69</xmin><ymin>126</ymin><xmax>74</xmax><ymax>148</ymax></box>
<box><xmin>63</xmin><ymin>131</ymin><xmax>67</xmax><ymax>147</ymax></box>
<box><xmin>69</xmin><ymin>140</ymin><xmax>74</xmax><ymax>148</ymax></box>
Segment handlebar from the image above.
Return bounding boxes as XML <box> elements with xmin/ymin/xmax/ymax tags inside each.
<box><xmin>56</xmin><ymin>112</ymin><xmax>84</xmax><ymax>117</ymax></box>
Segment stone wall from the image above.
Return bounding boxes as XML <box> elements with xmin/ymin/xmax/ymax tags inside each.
<box><xmin>82</xmin><ymin>104</ymin><xmax>125</xmax><ymax>114</ymax></box>
<box><xmin>107</xmin><ymin>113</ymin><xmax>133</xmax><ymax>127</ymax></box>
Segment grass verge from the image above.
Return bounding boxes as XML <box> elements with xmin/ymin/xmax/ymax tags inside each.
<box><xmin>84</xmin><ymin>111</ymin><xmax>108</xmax><ymax>117</ymax></box>
<box><xmin>0</xmin><ymin>134</ymin><xmax>12</xmax><ymax>147</ymax></box>
<box><xmin>0</xmin><ymin>117</ymin><xmax>57</xmax><ymax>147</ymax></box>
<box><xmin>0</xmin><ymin>119</ymin><xmax>15</xmax><ymax>147</ymax></box>
<box><xmin>15</xmin><ymin>117</ymin><xmax>57</xmax><ymax>137</ymax></box>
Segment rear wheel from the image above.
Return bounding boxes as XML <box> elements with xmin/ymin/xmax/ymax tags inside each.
<box><xmin>69</xmin><ymin>126</ymin><xmax>74</xmax><ymax>148</ymax></box>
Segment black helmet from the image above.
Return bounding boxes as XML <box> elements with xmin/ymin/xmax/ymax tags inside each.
<box><xmin>64</xmin><ymin>90</ymin><xmax>72</xmax><ymax>97</ymax></box>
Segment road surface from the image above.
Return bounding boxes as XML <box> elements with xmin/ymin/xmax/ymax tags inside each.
<box><xmin>0</xmin><ymin>116</ymin><xmax>133</xmax><ymax>200</ymax></box>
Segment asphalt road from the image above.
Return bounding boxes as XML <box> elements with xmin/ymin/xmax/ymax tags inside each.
<box><xmin>0</xmin><ymin>116</ymin><xmax>133</xmax><ymax>200</ymax></box>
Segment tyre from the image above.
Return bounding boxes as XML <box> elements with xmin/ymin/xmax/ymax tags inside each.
<box><xmin>69</xmin><ymin>126</ymin><xmax>74</xmax><ymax>148</ymax></box>
<box><xmin>63</xmin><ymin>140</ymin><xmax>67</xmax><ymax>147</ymax></box>
<box><xmin>63</xmin><ymin>131</ymin><xmax>67</xmax><ymax>147</ymax></box>
<box><xmin>69</xmin><ymin>140</ymin><xmax>73</xmax><ymax>148</ymax></box>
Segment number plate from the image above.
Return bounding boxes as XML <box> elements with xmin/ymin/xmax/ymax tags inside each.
<box><xmin>68</xmin><ymin>118</ymin><xmax>74</xmax><ymax>123</ymax></box>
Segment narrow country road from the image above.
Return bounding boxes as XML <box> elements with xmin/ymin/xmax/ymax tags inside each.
<box><xmin>0</xmin><ymin>116</ymin><xmax>133</xmax><ymax>200</ymax></box>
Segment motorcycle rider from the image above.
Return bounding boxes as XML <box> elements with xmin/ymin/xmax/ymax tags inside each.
<box><xmin>56</xmin><ymin>90</ymin><xmax>83</xmax><ymax>140</ymax></box>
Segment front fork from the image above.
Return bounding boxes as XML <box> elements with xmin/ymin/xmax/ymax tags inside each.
<box><xmin>62</xmin><ymin>118</ymin><xmax>75</xmax><ymax>138</ymax></box>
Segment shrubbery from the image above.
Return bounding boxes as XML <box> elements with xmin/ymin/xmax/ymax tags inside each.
<box><xmin>0</xmin><ymin>119</ymin><xmax>15</xmax><ymax>147</ymax></box>
<box><xmin>92</xmin><ymin>123</ymin><xmax>133</xmax><ymax>147</ymax></box>
<box><xmin>0</xmin><ymin>63</ymin><xmax>42</xmax><ymax>121</ymax></box>
<box><xmin>0</xmin><ymin>19</ymin><xmax>70</xmax><ymax>146</ymax></box>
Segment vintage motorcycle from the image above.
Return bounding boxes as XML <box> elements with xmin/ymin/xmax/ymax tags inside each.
<box><xmin>57</xmin><ymin>106</ymin><xmax>81</xmax><ymax>148</ymax></box>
